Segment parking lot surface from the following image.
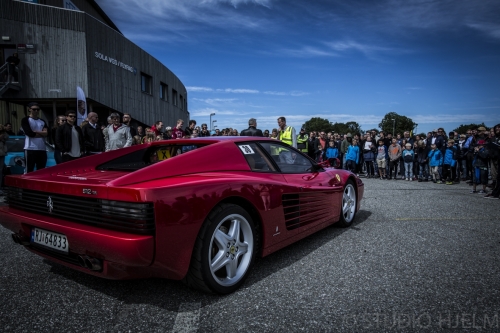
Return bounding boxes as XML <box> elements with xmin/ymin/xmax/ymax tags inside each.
<box><xmin>1</xmin><ymin>178</ymin><xmax>499</xmax><ymax>332</ymax></box>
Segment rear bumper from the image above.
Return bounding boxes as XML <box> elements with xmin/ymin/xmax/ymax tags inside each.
<box><xmin>0</xmin><ymin>206</ymin><xmax>155</xmax><ymax>279</ymax></box>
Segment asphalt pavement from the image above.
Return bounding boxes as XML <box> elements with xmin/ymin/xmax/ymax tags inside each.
<box><xmin>0</xmin><ymin>178</ymin><xmax>499</xmax><ymax>332</ymax></box>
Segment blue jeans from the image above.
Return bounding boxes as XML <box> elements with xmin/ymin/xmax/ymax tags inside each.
<box><xmin>404</xmin><ymin>162</ymin><xmax>413</xmax><ymax>179</ymax></box>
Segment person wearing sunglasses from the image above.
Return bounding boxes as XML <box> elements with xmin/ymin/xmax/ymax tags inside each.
<box><xmin>199</xmin><ymin>123</ymin><xmax>210</xmax><ymax>137</ymax></box>
<box><xmin>55</xmin><ymin>110</ymin><xmax>85</xmax><ymax>163</ymax></box>
<box><xmin>20</xmin><ymin>102</ymin><xmax>48</xmax><ymax>173</ymax></box>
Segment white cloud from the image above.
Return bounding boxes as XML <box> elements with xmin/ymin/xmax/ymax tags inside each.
<box><xmin>467</xmin><ymin>23</ymin><xmax>500</xmax><ymax>39</ymax></box>
<box><xmin>263</xmin><ymin>90</ymin><xmax>309</xmax><ymax>96</ymax></box>
<box><xmin>201</xmin><ymin>0</ymin><xmax>273</xmax><ymax>8</ymax></box>
<box><xmin>187</xmin><ymin>86</ymin><xmax>214</xmax><ymax>92</ymax></box>
<box><xmin>274</xmin><ymin>46</ymin><xmax>339</xmax><ymax>58</ymax></box>
<box><xmin>217</xmin><ymin>88</ymin><xmax>260</xmax><ymax>94</ymax></box>
<box><xmin>325</xmin><ymin>41</ymin><xmax>394</xmax><ymax>56</ymax></box>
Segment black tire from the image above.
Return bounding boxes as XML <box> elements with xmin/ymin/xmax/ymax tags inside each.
<box><xmin>184</xmin><ymin>203</ymin><xmax>257</xmax><ymax>294</ymax></box>
<box><xmin>337</xmin><ymin>180</ymin><xmax>357</xmax><ymax>228</ymax></box>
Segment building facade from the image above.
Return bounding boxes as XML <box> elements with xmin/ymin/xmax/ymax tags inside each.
<box><xmin>0</xmin><ymin>0</ymin><xmax>188</xmax><ymax>132</ymax></box>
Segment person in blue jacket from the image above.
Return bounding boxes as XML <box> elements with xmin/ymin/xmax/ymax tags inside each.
<box><xmin>345</xmin><ymin>138</ymin><xmax>360</xmax><ymax>174</ymax></box>
<box><xmin>428</xmin><ymin>143</ymin><xmax>443</xmax><ymax>183</ymax></box>
<box><xmin>443</xmin><ymin>139</ymin><xmax>458</xmax><ymax>185</ymax></box>
<box><xmin>324</xmin><ymin>140</ymin><xmax>339</xmax><ymax>159</ymax></box>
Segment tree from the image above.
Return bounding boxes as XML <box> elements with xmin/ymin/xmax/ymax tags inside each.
<box><xmin>331</xmin><ymin>122</ymin><xmax>349</xmax><ymax>134</ymax></box>
<box><xmin>302</xmin><ymin>118</ymin><xmax>363</xmax><ymax>134</ymax></box>
<box><xmin>453</xmin><ymin>123</ymin><xmax>489</xmax><ymax>134</ymax></box>
<box><xmin>379</xmin><ymin>112</ymin><xmax>417</xmax><ymax>136</ymax></box>
<box><xmin>346</xmin><ymin>121</ymin><xmax>362</xmax><ymax>135</ymax></box>
<box><xmin>302</xmin><ymin>117</ymin><xmax>334</xmax><ymax>133</ymax></box>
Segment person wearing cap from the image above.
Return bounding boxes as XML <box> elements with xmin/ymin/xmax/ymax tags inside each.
<box><xmin>240</xmin><ymin>118</ymin><xmax>263</xmax><ymax>137</ymax></box>
<box><xmin>163</xmin><ymin>126</ymin><xmax>173</xmax><ymax>140</ymax></box>
<box><xmin>402</xmin><ymin>142</ymin><xmax>415</xmax><ymax>181</ymax></box>
<box><xmin>471</xmin><ymin>140</ymin><xmax>490</xmax><ymax>194</ymax></box>
<box><xmin>21</xmin><ymin>102</ymin><xmax>48</xmax><ymax>173</ymax></box>
<box><xmin>104</xmin><ymin>112</ymin><xmax>132</xmax><ymax>151</ymax></box>
<box><xmin>296</xmin><ymin>128</ymin><xmax>308</xmax><ymax>153</ymax></box>
<box><xmin>277</xmin><ymin>116</ymin><xmax>296</xmax><ymax>148</ymax></box>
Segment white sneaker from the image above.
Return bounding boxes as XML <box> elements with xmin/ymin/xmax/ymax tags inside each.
<box><xmin>410</xmin><ymin>178</ymin><xmax>413</xmax><ymax>181</ymax></box>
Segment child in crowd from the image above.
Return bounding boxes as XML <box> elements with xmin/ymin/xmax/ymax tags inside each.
<box><xmin>376</xmin><ymin>139</ymin><xmax>388</xmax><ymax>180</ymax></box>
<box><xmin>471</xmin><ymin>140</ymin><xmax>489</xmax><ymax>194</ymax></box>
<box><xmin>345</xmin><ymin>138</ymin><xmax>359</xmax><ymax>174</ymax></box>
<box><xmin>402</xmin><ymin>143</ymin><xmax>414</xmax><ymax>181</ymax></box>
<box><xmin>416</xmin><ymin>140</ymin><xmax>429</xmax><ymax>182</ymax></box>
<box><xmin>388</xmin><ymin>138</ymin><xmax>402</xmax><ymax>180</ymax></box>
<box><xmin>325</xmin><ymin>140</ymin><xmax>339</xmax><ymax>160</ymax></box>
<box><xmin>428</xmin><ymin>143</ymin><xmax>443</xmax><ymax>183</ymax></box>
<box><xmin>442</xmin><ymin>139</ymin><xmax>458</xmax><ymax>185</ymax></box>
<box><xmin>363</xmin><ymin>137</ymin><xmax>375</xmax><ymax>178</ymax></box>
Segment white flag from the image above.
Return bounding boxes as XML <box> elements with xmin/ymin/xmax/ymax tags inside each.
<box><xmin>76</xmin><ymin>86</ymin><xmax>87</xmax><ymax>126</ymax></box>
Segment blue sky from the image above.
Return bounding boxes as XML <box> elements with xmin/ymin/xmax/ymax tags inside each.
<box><xmin>96</xmin><ymin>0</ymin><xmax>500</xmax><ymax>134</ymax></box>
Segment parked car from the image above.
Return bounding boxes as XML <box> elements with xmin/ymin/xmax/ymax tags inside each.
<box><xmin>0</xmin><ymin>137</ymin><xmax>364</xmax><ymax>294</ymax></box>
<box><xmin>3</xmin><ymin>136</ymin><xmax>56</xmax><ymax>175</ymax></box>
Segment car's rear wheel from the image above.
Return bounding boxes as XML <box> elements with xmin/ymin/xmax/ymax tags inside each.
<box><xmin>185</xmin><ymin>203</ymin><xmax>257</xmax><ymax>294</ymax></box>
<box><xmin>337</xmin><ymin>181</ymin><xmax>356</xmax><ymax>227</ymax></box>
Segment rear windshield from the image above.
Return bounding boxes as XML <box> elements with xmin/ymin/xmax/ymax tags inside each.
<box><xmin>96</xmin><ymin>144</ymin><xmax>206</xmax><ymax>171</ymax></box>
<box><xmin>6</xmin><ymin>138</ymin><xmax>25</xmax><ymax>152</ymax></box>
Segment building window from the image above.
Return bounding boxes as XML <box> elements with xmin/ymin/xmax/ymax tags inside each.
<box><xmin>179</xmin><ymin>95</ymin><xmax>184</xmax><ymax>110</ymax></box>
<box><xmin>141</xmin><ymin>73</ymin><xmax>152</xmax><ymax>94</ymax></box>
<box><xmin>172</xmin><ymin>89</ymin><xmax>178</xmax><ymax>106</ymax></box>
<box><xmin>160</xmin><ymin>83</ymin><xmax>168</xmax><ymax>101</ymax></box>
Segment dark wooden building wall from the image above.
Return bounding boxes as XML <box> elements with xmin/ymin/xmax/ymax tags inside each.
<box><xmin>1</xmin><ymin>0</ymin><xmax>189</xmax><ymax>128</ymax></box>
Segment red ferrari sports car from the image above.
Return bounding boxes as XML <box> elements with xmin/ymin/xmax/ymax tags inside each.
<box><xmin>0</xmin><ymin>137</ymin><xmax>363</xmax><ymax>294</ymax></box>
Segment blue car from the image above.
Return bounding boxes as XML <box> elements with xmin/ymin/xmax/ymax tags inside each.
<box><xmin>3</xmin><ymin>136</ymin><xmax>56</xmax><ymax>175</ymax></box>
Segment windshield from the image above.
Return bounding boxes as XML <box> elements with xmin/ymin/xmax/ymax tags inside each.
<box><xmin>6</xmin><ymin>137</ymin><xmax>54</xmax><ymax>153</ymax></box>
<box><xmin>6</xmin><ymin>138</ymin><xmax>25</xmax><ymax>152</ymax></box>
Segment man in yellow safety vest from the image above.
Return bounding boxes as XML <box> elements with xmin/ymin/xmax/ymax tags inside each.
<box><xmin>277</xmin><ymin>116</ymin><xmax>297</xmax><ymax>148</ymax></box>
<box><xmin>296</xmin><ymin>128</ymin><xmax>308</xmax><ymax>153</ymax></box>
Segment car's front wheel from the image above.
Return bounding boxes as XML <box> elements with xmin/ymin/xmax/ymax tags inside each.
<box><xmin>185</xmin><ymin>203</ymin><xmax>257</xmax><ymax>294</ymax></box>
<box><xmin>337</xmin><ymin>180</ymin><xmax>357</xmax><ymax>227</ymax></box>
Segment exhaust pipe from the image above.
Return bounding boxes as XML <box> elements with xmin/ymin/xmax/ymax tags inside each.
<box><xmin>11</xmin><ymin>234</ymin><xmax>30</xmax><ymax>246</ymax></box>
<box><xmin>78</xmin><ymin>255</ymin><xmax>102</xmax><ymax>271</ymax></box>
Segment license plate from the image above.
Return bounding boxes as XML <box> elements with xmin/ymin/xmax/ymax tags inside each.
<box><xmin>31</xmin><ymin>228</ymin><xmax>69</xmax><ymax>253</ymax></box>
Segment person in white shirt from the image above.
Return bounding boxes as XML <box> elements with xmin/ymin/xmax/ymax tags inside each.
<box><xmin>21</xmin><ymin>102</ymin><xmax>48</xmax><ymax>173</ymax></box>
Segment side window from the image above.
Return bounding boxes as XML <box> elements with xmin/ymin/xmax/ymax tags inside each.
<box><xmin>237</xmin><ymin>143</ymin><xmax>276</xmax><ymax>172</ymax></box>
<box><xmin>259</xmin><ymin>142</ymin><xmax>314</xmax><ymax>174</ymax></box>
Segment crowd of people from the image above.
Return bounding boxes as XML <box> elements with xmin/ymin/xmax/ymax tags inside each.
<box><xmin>301</xmin><ymin>126</ymin><xmax>500</xmax><ymax>199</ymax></box>
<box><xmin>1</xmin><ymin>103</ymin><xmax>499</xmax><ymax>200</ymax></box>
